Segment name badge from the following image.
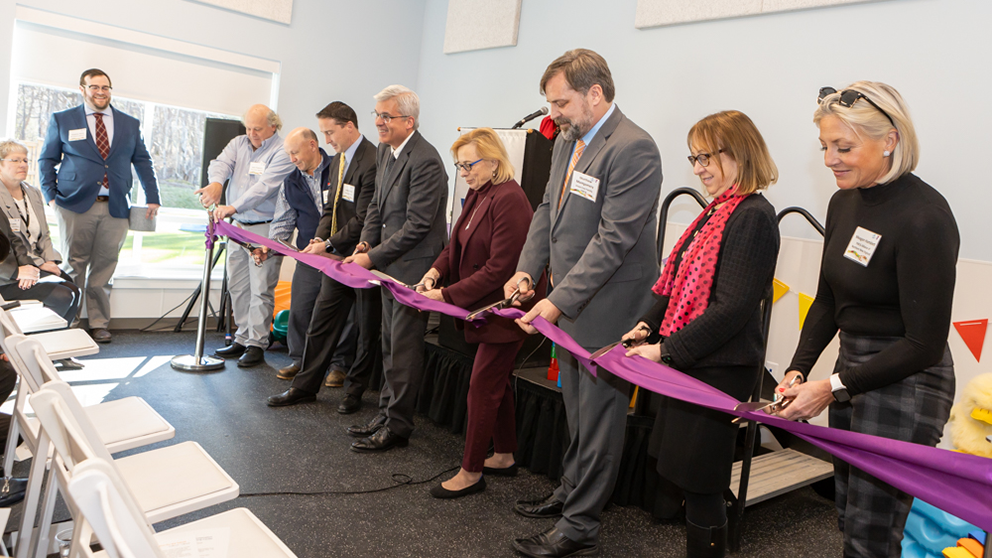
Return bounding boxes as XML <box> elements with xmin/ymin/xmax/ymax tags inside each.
<box><xmin>570</xmin><ymin>171</ymin><xmax>600</xmax><ymax>203</ymax></box>
<box><xmin>9</xmin><ymin>219</ymin><xmax>20</xmax><ymax>233</ymax></box>
<box><xmin>342</xmin><ymin>184</ymin><xmax>356</xmax><ymax>202</ymax></box>
<box><xmin>248</xmin><ymin>162</ymin><xmax>266</xmax><ymax>176</ymax></box>
<box><xmin>843</xmin><ymin>226</ymin><xmax>882</xmax><ymax>267</ymax></box>
<box><xmin>68</xmin><ymin>129</ymin><xmax>87</xmax><ymax>142</ymax></box>
<box><xmin>322</xmin><ymin>190</ymin><xmax>330</xmax><ymax>205</ymax></box>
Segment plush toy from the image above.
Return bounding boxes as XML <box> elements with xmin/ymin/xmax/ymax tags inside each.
<box><xmin>949</xmin><ymin>373</ymin><xmax>992</xmax><ymax>458</ymax></box>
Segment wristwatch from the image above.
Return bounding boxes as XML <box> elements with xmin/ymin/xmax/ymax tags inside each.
<box><xmin>659</xmin><ymin>343</ymin><xmax>674</xmax><ymax>366</ymax></box>
<box><xmin>324</xmin><ymin>239</ymin><xmax>333</xmax><ymax>252</ymax></box>
<box><xmin>830</xmin><ymin>373</ymin><xmax>851</xmax><ymax>403</ymax></box>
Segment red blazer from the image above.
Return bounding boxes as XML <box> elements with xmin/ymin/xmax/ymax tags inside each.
<box><xmin>433</xmin><ymin>179</ymin><xmax>545</xmax><ymax>345</ymax></box>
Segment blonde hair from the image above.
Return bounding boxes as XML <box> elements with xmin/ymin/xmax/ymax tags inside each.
<box><xmin>814</xmin><ymin>81</ymin><xmax>918</xmax><ymax>184</ymax></box>
<box><xmin>0</xmin><ymin>139</ymin><xmax>28</xmax><ymax>160</ymax></box>
<box><xmin>450</xmin><ymin>128</ymin><xmax>515</xmax><ymax>185</ymax></box>
<box><xmin>688</xmin><ymin>110</ymin><xmax>777</xmax><ymax>196</ymax></box>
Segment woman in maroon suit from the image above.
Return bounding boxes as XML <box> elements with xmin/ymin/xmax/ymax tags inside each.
<box><xmin>419</xmin><ymin>127</ymin><xmax>542</xmax><ymax>499</ymax></box>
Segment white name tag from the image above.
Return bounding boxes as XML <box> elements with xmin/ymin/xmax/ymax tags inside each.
<box><xmin>68</xmin><ymin>129</ymin><xmax>87</xmax><ymax>142</ymax></box>
<box><xmin>342</xmin><ymin>184</ymin><xmax>356</xmax><ymax>202</ymax></box>
<box><xmin>9</xmin><ymin>219</ymin><xmax>20</xmax><ymax>233</ymax></box>
<box><xmin>569</xmin><ymin>171</ymin><xmax>600</xmax><ymax>203</ymax></box>
<box><xmin>322</xmin><ymin>190</ymin><xmax>330</xmax><ymax>205</ymax></box>
<box><xmin>248</xmin><ymin>162</ymin><xmax>266</xmax><ymax>176</ymax></box>
<box><xmin>843</xmin><ymin>226</ymin><xmax>882</xmax><ymax>267</ymax></box>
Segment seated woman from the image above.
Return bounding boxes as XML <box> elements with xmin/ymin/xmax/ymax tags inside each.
<box><xmin>418</xmin><ymin>127</ymin><xmax>544</xmax><ymax>498</ymax></box>
<box><xmin>0</xmin><ymin>139</ymin><xmax>80</xmax><ymax>323</ymax></box>
<box><xmin>623</xmin><ymin>111</ymin><xmax>780</xmax><ymax>557</ymax></box>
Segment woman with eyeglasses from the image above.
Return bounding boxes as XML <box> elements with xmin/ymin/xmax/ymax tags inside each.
<box><xmin>417</xmin><ymin>127</ymin><xmax>545</xmax><ymax>499</ymax></box>
<box><xmin>0</xmin><ymin>139</ymin><xmax>80</xmax><ymax>323</ymax></box>
<box><xmin>774</xmin><ymin>82</ymin><xmax>958</xmax><ymax>558</ymax></box>
<box><xmin>622</xmin><ymin>111</ymin><xmax>779</xmax><ymax>557</ymax></box>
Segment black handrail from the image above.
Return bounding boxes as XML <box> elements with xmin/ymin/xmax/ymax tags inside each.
<box><xmin>656</xmin><ymin>187</ymin><xmax>708</xmax><ymax>266</ymax></box>
<box><xmin>730</xmin><ymin>205</ymin><xmax>825</xmax><ymax>552</ymax></box>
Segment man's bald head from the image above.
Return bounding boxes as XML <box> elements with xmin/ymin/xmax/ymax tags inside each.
<box><xmin>284</xmin><ymin>127</ymin><xmax>321</xmax><ymax>174</ymax></box>
<box><xmin>243</xmin><ymin>104</ymin><xmax>281</xmax><ymax>149</ymax></box>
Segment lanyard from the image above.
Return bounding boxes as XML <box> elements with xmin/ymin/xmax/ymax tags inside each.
<box><xmin>13</xmin><ymin>186</ymin><xmax>30</xmax><ymax>229</ymax></box>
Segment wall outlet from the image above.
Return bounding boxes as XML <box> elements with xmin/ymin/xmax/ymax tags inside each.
<box><xmin>765</xmin><ymin>360</ymin><xmax>780</xmax><ymax>380</ymax></box>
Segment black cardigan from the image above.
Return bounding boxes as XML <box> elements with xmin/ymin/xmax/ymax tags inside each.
<box><xmin>641</xmin><ymin>194</ymin><xmax>780</xmax><ymax>370</ymax></box>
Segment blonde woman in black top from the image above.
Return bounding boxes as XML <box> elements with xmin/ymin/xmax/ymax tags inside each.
<box><xmin>777</xmin><ymin>82</ymin><xmax>958</xmax><ymax>558</ymax></box>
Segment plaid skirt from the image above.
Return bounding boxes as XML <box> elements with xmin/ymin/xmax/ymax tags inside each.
<box><xmin>829</xmin><ymin>332</ymin><xmax>955</xmax><ymax>558</ymax></box>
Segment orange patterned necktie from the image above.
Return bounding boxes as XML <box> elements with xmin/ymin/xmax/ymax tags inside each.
<box><xmin>94</xmin><ymin>113</ymin><xmax>110</xmax><ymax>188</ymax></box>
<box><xmin>558</xmin><ymin>139</ymin><xmax>585</xmax><ymax>208</ymax></box>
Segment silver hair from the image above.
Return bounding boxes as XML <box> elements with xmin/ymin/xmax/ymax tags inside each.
<box><xmin>374</xmin><ymin>85</ymin><xmax>420</xmax><ymax>130</ymax></box>
<box><xmin>242</xmin><ymin>107</ymin><xmax>283</xmax><ymax>131</ymax></box>
<box><xmin>0</xmin><ymin>139</ymin><xmax>28</xmax><ymax>160</ymax></box>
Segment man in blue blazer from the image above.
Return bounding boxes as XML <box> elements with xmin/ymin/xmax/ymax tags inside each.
<box><xmin>38</xmin><ymin>68</ymin><xmax>159</xmax><ymax>343</ymax></box>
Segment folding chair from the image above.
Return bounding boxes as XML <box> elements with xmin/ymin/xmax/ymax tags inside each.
<box><xmin>68</xmin><ymin>459</ymin><xmax>297</xmax><ymax>558</ymax></box>
<box><xmin>0</xmin><ymin>305</ymin><xmax>98</xmax><ymax>361</ymax></box>
<box><xmin>24</xmin><ymin>381</ymin><xmax>239</xmax><ymax>558</ymax></box>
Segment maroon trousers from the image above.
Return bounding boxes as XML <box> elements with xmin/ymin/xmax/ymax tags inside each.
<box><xmin>462</xmin><ymin>339</ymin><xmax>525</xmax><ymax>472</ymax></box>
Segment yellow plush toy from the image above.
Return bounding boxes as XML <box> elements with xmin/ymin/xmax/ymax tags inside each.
<box><xmin>949</xmin><ymin>373</ymin><xmax>992</xmax><ymax>458</ymax></box>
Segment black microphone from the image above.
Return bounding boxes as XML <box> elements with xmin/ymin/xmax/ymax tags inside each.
<box><xmin>512</xmin><ymin>107</ymin><xmax>549</xmax><ymax>129</ymax></box>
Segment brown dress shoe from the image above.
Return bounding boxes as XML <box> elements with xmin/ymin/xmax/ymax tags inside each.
<box><xmin>324</xmin><ymin>369</ymin><xmax>346</xmax><ymax>388</ymax></box>
<box><xmin>277</xmin><ymin>363</ymin><xmax>300</xmax><ymax>380</ymax></box>
<box><xmin>91</xmin><ymin>328</ymin><xmax>112</xmax><ymax>344</ymax></box>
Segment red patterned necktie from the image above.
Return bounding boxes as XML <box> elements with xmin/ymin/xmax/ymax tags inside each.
<box><xmin>94</xmin><ymin>113</ymin><xmax>110</xmax><ymax>188</ymax></box>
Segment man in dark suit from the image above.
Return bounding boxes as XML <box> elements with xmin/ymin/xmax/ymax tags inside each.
<box><xmin>38</xmin><ymin>68</ymin><xmax>159</xmax><ymax>343</ymax></box>
<box><xmin>267</xmin><ymin>102</ymin><xmax>381</xmax><ymax>415</ymax></box>
<box><xmin>506</xmin><ymin>49</ymin><xmax>663</xmax><ymax>557</ymax></box>
<box><xmin>343</xmin><ymin>85</ymin><xmax>448</xmax><ymax>452</ymax></box>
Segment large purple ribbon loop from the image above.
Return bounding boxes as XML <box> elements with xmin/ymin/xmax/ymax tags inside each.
<box><xmin>208</xmin><ymin>221</ymin><xmax>992</xmax><ymax>531</ymax></box>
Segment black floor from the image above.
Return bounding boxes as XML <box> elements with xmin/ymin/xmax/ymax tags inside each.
<box><xmin>50</xmin><ymin>329</ymin><xmax>842</xmax><ymax>557</ymax></box>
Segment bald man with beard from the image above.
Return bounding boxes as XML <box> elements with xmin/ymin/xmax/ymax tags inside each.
<box><xmin>196</xmin><ymin>104</ymin><xmax>295</xmax><ymax>368</ymax></box>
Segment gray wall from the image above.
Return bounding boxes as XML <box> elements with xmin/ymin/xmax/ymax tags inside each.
<box><xmin>0</xmin><ymin>0</ymin><xmax>427</xmax><ymax>142</ymax></box>
<box><xmin>414</xmin><ymin>0</ymin><xmax>992</xmax><ymax>261</ymax></box>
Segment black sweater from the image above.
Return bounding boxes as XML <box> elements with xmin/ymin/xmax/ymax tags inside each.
<box><xmin>641</xmin><ymin>194</ymin><xmax>780</xmax><ymax>370</ymax></box>
<box><xmin>788</xmin><ymin>173</ymin><xmax>959</xmax><ymax>396</ymax></box>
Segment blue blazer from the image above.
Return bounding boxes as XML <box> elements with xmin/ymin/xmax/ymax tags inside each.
<box><xmin>38</xmin><ymin>105</ymin><xmax>159</xmax><ymax>219</ymax></box>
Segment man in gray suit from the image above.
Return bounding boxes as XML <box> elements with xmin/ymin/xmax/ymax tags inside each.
<box><xmin>506</xmin><ymin>49</ymin><xmax>663</xmax><ymax>557</ymax></box>
<box><xmin>344</xmin><ymin>85</ymin><xmax>448</xmax><ymax>453</ymax></box>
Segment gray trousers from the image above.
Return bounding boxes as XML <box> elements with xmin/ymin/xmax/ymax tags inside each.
<box><xmin>378</xmin><ymin>287</ymin><xmax>429</xmax><ymax>438</ymax></box>
<box><xmin>287</xmin><ymin>262</ymin><xmax>356</xmax><ymax>369</ymax></box>
<box><xmin>55</xmin><ymin>202</ymin><xmax>128</xmax><ymax>329</ymax></box>
<box><xmin>553</xmin><ymin>347</ymin><xmax>631</xmax><ymax>544</ymax></box>
<box><xmin>226</xmin><ymin>222</ymin><xmax>281</xmax><ymax>349</ymax></box>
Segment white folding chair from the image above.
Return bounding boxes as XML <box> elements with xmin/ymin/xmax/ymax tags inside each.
<box><xmin>25</xmin><ymin>382</ymin><xmax>239</xmax><ymax>558</ymax></box>
<box><xmin>67</xmin><ymin>459</ymin><xmax>297</xmax><ymax>558</ymax></box>
<box><xmin>4</xmin><ymin>336</ymin><xmax>178</xmax><ymax>557</ymax></box>
<box><xmin>0</xmin><ymin>304</ymin><xmax>98</xmax><ymax>361</ymax></box>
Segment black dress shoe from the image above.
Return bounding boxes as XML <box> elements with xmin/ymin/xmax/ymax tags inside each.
<box><xmin>512</xmin><ymin>526</ymin><xmax>599</xmax><ymax>558</ymax></box>
<box><xmin>430</xmin><ymin>477</ymin><xmax>486</xmax><ymax>499</ymax></box>
<box><xmin>267</xmin><ymin>388</ymin><xmax>316</xmax><ymax>407</ymax></box>
<box><xmin>0</xmin><ymin>477</ymin><xmax>28</xmax><ymax>507</ymax></box>
<box><xmin>237</xmin><ymin>346</ymin><xmax>265</xmax><ymax>368</ymax></box>
<box><xmin>483</xmin><ymin>463</ymin><xmax>518</xmax><ymax>477</ymax></box>
<box><xmin>337</xmin><ymin>393</ymin><xmax>362</xmax><ymax>414</ymax></box>
<box><xmin>350</xmin><ymin>426</ymin><xmax>408</xmax><ymax>453</ymax></box>
<box><xmin>514</xmin><ymin>492</ymin><xmax>564</xmax><ymax>518</ymax></box>
<box><xmin>214</xmin><ymin>342</ymin><xmax>246</xmax><ymax>359</ymax></box>
<box><xmin>347</xmin><ymin>413</ymin><xmax>386</xmax><ymax>437</ymax></box>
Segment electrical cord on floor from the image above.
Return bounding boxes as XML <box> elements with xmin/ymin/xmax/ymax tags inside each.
<box><xmin>238</xmin><ymin>465</ymin><xmax>460</xmax><ymax>497</ymax></box>
<box><xmin>513</xmin><ymin>336</ymin><xmax>548</xmax><ymax>394</ymax></box>
<box><xmin>139</xmin><ymin>291</ymin><xmax>197</xmax><ymax>332</ymax></box>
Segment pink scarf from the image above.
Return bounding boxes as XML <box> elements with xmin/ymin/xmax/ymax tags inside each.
<box><xmin>653</xmin><ymin>186</ymin><xmax>749</xmax><ymax>336</ymax></box>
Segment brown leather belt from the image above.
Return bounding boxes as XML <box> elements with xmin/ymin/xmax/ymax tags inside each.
<box><xmin>95</xmin><ymin>195</ymin><xmax>109</xmax><ymax>202</ymax></box>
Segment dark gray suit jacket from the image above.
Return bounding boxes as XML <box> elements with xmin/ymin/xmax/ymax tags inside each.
<box><xmin>361</xmin><ymin>131</ymin><xmax>449</xmax><ymax>285</ymax></box>
<box><xmin>0</xmin><ymin>182</ymin><xmax>60</xmax><ymax>266</ymax></box>
<box><xmin>517</xmin><ymin>105</ymin><xmax>663</xmax><ymax>348</ymax></box>
<box><xmin>315</xmin><ymin>136</ymin><xmax>378</xmax><ymax>256</ymax></box>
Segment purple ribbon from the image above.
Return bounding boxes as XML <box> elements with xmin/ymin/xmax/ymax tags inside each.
<box><xmin>209</xmin><ymin>221</ymin><xmax>992</xmax><ymax>531</ymax></box>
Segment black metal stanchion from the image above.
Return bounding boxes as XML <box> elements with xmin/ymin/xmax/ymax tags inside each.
<box><xmin>171</xmin><ymin>214</ymin><xmax>225</xmax><ymax>372</ymax></box>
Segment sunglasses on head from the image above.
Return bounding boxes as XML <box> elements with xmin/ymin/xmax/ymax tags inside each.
<box><xmin>818</xmin><ymin>87</ymin><xmax>895</xmax><ymax>128</ymax></box>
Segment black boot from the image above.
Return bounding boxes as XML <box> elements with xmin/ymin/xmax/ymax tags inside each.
<box><xmin>686</xmin><ymin>519</ymin><xmax>727</xmax><ymax>558</ymax></box>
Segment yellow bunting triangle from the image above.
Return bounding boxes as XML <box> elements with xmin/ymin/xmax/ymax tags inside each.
<box><xmin>798</xmin><ymin>293</ymin><xmax>815</xmax><ymax>329</ymax></box>
<box><xmin>772</xmin><ymin>278</ymin><xmax>789</xmax><ymax>304</ymax></box>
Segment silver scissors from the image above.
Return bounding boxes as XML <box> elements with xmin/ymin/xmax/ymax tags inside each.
<box><xmin>369</xmin><ymin>270</ymin><xmax>427</xmax><ymax>290</ymax></box>
<box><xmin>466</xmin><ymin>288</ymin><xmax>521</xmax><ymax>321</ymax></box>
<box><xmin>731</xmin><ymin>374</ymin><xmax>802</xmax><ymax>424</ymax></box>
<box><xmin>589</xmin><ymin>324</ymin><xmax>652</xmax><ymax>359</ymax></box>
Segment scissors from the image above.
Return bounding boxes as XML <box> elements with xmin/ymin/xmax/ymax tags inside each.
<box><xmin>369</xmin><ymin>270</ymin><xmax>427</xmax><ymax>290</ymax></box>
<box><xmin>589</xmin><ymin>324</ymin><xmax>652</xmax><ymax>359</ymax></box>
<box><xmin>228</xmin><ymin>237</ymin><xmax>263</xmax><ymax>265</ymax></box>
<box><xmin>731</xmin><ymin>374</ymin><xmax>803</xmax><ymax>424</ymax></box>
<box><xmin>466</xmin><ymin>288</ymin><xmax>521</xmax><ymax>321</ymax></box>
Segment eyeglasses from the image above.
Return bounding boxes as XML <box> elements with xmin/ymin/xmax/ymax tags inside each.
<box><xmin>86</xmin><ymin>85</ymin><xmax>112</xmax><ymax>93</ymax></box>
<box><xmin>1</xmin><ymin>158</ymin><xmax>29</xmax><ymax>165</ymax></box>
<box><xmin>687</xmin><ymin>150</ymin><xmax>724</xmax><ymax>168</ymax></box>
<box><xmin>371</xmin><ymin>111</ymin><xmax>411</xmax><ymax>124</ymax></box>
<box><xmin>817</xmin><ymin>87</ymin><xmax>895</xmax><ymax>127</ymax></box>
<box><xmin>454</xmin><ymin>159</ymin><xmax>483</xmax><ymax>172</ymax></box>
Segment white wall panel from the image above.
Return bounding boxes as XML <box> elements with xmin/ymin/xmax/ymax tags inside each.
<box><xmin>193</xmin><ymin>0</ymin><xmax>292</xmax><ymax>24</ymax></box>
<box><xmin>443</xmin><ymin>0</ymin><xmax>521</xmax><ymax>54</ymax></box>
<box><xmin>635</xmin><ymin>0</ymin><xmax>882</xmax><ymax>28</ymax></box>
